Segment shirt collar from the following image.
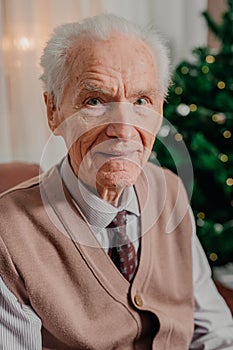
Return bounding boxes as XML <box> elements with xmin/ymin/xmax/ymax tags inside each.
<box><xmin>60</xmin><ymin>157</ymin><xmax>140</xmax><ymax>230</ymax></box>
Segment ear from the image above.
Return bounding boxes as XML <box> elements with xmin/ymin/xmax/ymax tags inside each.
<box><xmin>155</xmin><ymin>98</ymin><xmax>164</xmax><ymax>133</ymax></box>
<box><xmin>158</xmin><ymin>98</ymin><xmax>164</xmax><ymax>115</ymax></box>
<box><xmin>43</xmin><ymin>92</ymin><xmax>58</xmax><ymax>132</ymax></box>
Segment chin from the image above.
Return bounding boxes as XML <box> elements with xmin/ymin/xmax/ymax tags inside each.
<box><xmin>96</xmin><ymin>167</ymin><xmax>141</xmax><ymax>190</ymax></box>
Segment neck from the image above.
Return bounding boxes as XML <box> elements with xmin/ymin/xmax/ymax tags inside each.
<box><xmin>68</xmin><ymin>156</ymin><xmax>128</xmax><ymax>207</ymax></box>
<box><xmin>96</xmin><ymin>184</ymin><xmax>125</xmax><ymax>207</ymax></box>
<box><xmin>79</xmin><ymin>179</ymin><xmax>126</xmax><ymax>207</ymax></box>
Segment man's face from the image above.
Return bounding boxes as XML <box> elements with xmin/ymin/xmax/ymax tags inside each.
<box><xmin>47</xmin><ymin>34</ymin><xmax>163</xmax><ymax>197</ymax></box>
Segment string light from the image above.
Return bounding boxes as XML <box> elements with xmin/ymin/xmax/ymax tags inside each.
<box><xmin>202</xmin><ymin>65</ymin><xmax>209</xmax><ymax>74</ymax></box>
<box><xmin>206</xmin><ymin>55</ymin><xmax>215</xmax><ymax>64</ymax></box>
<box><xmin>181</xmin><ymin>66</ymin><xmax>189</xmax><ymax>74</ymax></box>
<box><xmin>209</xmin><ymin>253</ymin><xmax>218</xmax><ymax>262</ymax></box>
<box><xmin>175</xmin><ymin>87</ymin><xmax>183</xmax><ymax>95</ymax></box>
<box><xmin>174</xmin><ymin>133</ymin><xmax>183</xmax><ymax>141</ymax></box>
<box><xmin>13</xmin><ymin>36</ymin><xmax>35</xmax><ymax>51</ymax></box>
<box><xmin>219</xmin><ymin>154</ymin><xmax>228</xmax><ymax>162</ymax></box>
<box><xmin>197</xmin><ymin>218</ymin><xmax>205</xmax><ymax>227</ymax></box>
<box><xmin>190</xmin><ymin>104</ymin><xmax>197</xmax><ymax>112</ymax></box>
<box><xmin>158</xmin><ymin>125</ymin><xmax>170</xmax><ymax>137</ymax></box>
<box><xmin>214</xmin><ymin>223</ymin><xmax>223</xmax><ymax>233</ymax></box>
<box><xmin>212</xmin><ymin>113</ymin><xmax>226</xmax><ymax>124</ymax></box>
<box><xmin>217</xmin><ymin>81</ymin><xmax>226</xmax><ymax>89</ymax></box>
<box><xmin>2</xmin><ymin>36</ymin><xmax>35</xmax><ymax>51</ymax></box>
<box><xmin>226</xmin><ymin>178</ymin><xmax>233</xmax><ymax>186</ymax></box>
<box><xmin>197</xmin><ymin>212</ymin><xmax>205</xmax><ymax>219</ymax></box>
<box><xmin>176</xmin><ymin>103</ymin><xmax>190</xmax><ymax>116</ymax></box>
<box><xmin>19</xmin><ymin>37</ymin><xmax>31</xmax><ymax>50</ymax></box>
<box><xmin>223</xmin><ymin>130</ymin><xmax>231</xmax><ymax>138</ymax></box>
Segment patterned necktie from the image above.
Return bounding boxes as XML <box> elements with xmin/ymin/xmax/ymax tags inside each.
<box><xmin>108</xmin><ymin>210</ymin><xmax>137</xmax><ymax>282</ymax></box>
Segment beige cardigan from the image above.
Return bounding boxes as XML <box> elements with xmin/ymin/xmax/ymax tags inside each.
<box><xmin>0</xmin><ymin>162</ymin><xmax>194</xmax><ymax>349</ymax></box>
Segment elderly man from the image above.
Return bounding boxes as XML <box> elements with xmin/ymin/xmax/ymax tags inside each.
<box><xmin>0</xmin><ymin>13</ymin><xmax>233</xmax><ymax>350</ymax></box>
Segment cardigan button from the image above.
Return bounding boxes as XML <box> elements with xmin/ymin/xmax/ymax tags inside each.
<box><xmin>134</xmin><ymin>294</ymin><xmax>143</xmax><ymax>307</ymax></box>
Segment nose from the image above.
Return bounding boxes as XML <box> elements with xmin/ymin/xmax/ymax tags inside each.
<box><xmin>106</xmin><ymin>122</ymin><xmax>137</xmax><ymax>139</ymax></box>
<box><xmin>105</xmin><ymin>103</ymin><xmax>138</xmax><ymax>139</ymax></box>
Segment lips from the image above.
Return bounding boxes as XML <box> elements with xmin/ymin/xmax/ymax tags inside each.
<box><xmin>88</xmin><ymin>139</ymin><xmax>145</xmax><ymax>166</ymax></box>
<box><xmin>97</xmin><ymin>151</ymin><xmax>136</xmax><ymax>157</ymax></box>
<box><xmin>92</xmin><ymin>141</ymin><xmax>142</xmax><ymax>155</ymax></box>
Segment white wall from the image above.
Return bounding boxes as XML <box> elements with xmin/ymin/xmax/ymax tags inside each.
<box><xmin>101</xmin><ymin>0</ymin><xmax>208</xmax><ymax>65</ymax></box>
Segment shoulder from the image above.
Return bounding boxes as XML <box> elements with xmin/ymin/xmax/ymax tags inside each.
<box><xmin>0</xmin><ymin>175</ymin><xmax>40</xmax><ymax>208</ymax></box>
<box><xmin>143</xmin><ymin>162</ymin><xmax>190</xmax><ymax>228</ymax></box>
<box><xmin>0</xmin><ymin>175</ymin><xmax>41</xmax><ymax>211</ymax></box>
<box><xmin>0</xmin><ymin>165</ymin><xmax>64</xmax><ymax>262</ymax></box>
<box><xmin>0</xmin><ymin>165</ymin><xmax>61</xmax><ymax>229</ymax></box>
<box><xmin>144</xmin><ymin>161</ymin><xmax>184</xmax><ymax>192</ymax></box>
<box><xmin>144</xmin><ymin>161</ymin><xmax>179</xmax><ymax>178</ymax></box>
<box><xmin>136</xmin><ymin>162</ymin><xmax>192</xmax><ymax>236</ymax></box>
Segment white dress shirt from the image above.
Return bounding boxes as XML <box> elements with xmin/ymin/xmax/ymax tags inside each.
<box><xmin>0</xmin><ymin>157</ymin><xmax>233</xmax><ymax>350</ymax></box>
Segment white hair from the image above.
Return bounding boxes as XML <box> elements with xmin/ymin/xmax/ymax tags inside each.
<box><xmin>40</xmin><ymin>13</ymin><xmax>171</xmax><ymax>106</ymax></box>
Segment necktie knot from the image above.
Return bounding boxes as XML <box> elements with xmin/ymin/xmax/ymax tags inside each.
<box><xmin>108</xmin><ymin>210</ymin><xmax>127</xmax><ymax>228</ymax></box>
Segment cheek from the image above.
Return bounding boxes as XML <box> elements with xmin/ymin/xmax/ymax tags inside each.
<box><xmin>68</xmin><ymin>141</ymin><xmax>82</xmax><ymax>176</ymax></box>
<box><xmin>69</xmin><ymin>129</ymin><xmax>98</xmax><ymax>159</ymax></box>
<box><xmin>68</xmin><ymin>129</ymin><xmax>103</xmax><ymax>174</ymax></box>
<box><xmin>140</xmin><ymin>130</ymin><xmax>155</xmax><ymax>151</ymax></box>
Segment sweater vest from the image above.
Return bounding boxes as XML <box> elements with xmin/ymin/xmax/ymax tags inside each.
<box><xmin>0</xmin><ymin>162</ymin><xmax>194</xmax><ymax>349</ymax></box>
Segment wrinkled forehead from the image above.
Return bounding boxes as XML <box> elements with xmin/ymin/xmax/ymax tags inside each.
<box><xmin>66</xmin><ymin>33</ymin><xmax>158</xmax><ymax>79</ymax></box>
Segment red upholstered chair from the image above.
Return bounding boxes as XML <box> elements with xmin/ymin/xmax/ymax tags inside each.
<box><xmin>0</xmin><ymin>162</ymin><xmax>40</xmax><ymax>194</ymax></box>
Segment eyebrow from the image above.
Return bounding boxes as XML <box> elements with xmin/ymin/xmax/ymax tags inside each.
<box><xmin>75</xmin><ymin>82</ymin><xmax>158</xmax><ymax>100</ymax></box>
<box><xmin>80</xmin><ymin>83</ymin><xmax>113</xmax><ymax>95</ymax></box>
<box><xmin>132</xmin><ymin>88</ymin><xmax>158</xmax><ymax>97</ymax></box>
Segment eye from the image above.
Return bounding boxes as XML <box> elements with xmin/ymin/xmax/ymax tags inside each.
<box><xmin>86</xmin><ymin>98</ymin><xmax>102</xmax><ymax>106</ymax></box>
<box><xmin>135</xmin><ymin>98</ymin><xmax>149</xmax><ymax>105</ymax></box>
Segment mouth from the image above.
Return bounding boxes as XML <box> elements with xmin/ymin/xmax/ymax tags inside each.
<box><xmin>96</xmin><ymin>150</ymin><xmax>137</xmax><ymax>159</ymax></box>
<box><xmin>89</xmin><ymin>140</ymin><xmax>143</xmax><ymax>163</ymax></box>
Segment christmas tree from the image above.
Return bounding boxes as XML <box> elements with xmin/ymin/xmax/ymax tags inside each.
<box><xmin>153</xmin><ymin>0</ymin><xmax>233</xmax><ymax>267</ymax></box>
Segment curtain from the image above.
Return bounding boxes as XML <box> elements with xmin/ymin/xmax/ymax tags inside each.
<box><xmin>0</xmin><ymin>0</ymin><xmax>207</xmax><ymax>170</ymax></box>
